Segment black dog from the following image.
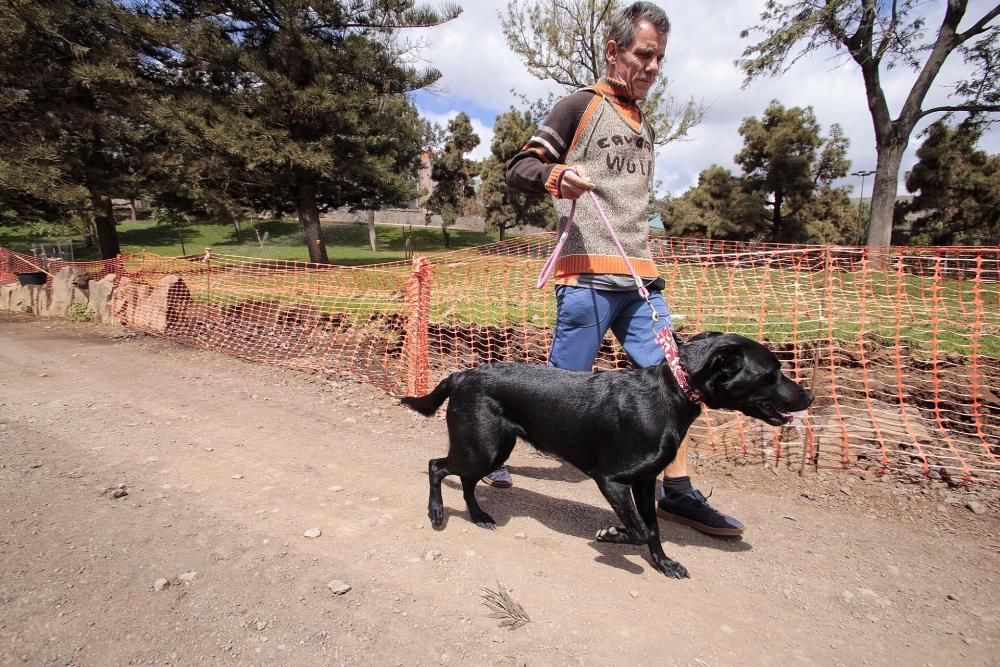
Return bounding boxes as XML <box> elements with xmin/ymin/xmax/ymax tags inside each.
<box><xmin>401</xmin><ymin>332</ymin><xmax>814</xmax><ymax>579</ymax></box>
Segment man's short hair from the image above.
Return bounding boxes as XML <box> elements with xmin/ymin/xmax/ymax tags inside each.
<box><xmin>606</xmin><ymin>1</ymin><xmax>670</xmax><ymax>50</ymax></box>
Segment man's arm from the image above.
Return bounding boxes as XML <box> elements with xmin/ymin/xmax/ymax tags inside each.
<box><xmin>506</xmin><ymin>90</ymin><xmax>596</xmax><ymax>198</ymax></box>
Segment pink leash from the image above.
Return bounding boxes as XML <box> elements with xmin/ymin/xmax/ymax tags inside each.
<box><xmin>536</xmin><ymin>188</ymin><xmax>647</xmax><ymax>300</ymax></box>
<box><xmin>535</xmin><ymin>173</ymin><xmax>701</xmax><ymax>402</ymax></box>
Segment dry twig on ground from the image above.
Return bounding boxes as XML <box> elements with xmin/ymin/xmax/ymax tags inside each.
<box><xmin>481</xmin><ymin>582</ymin><xmax>531</xmax><ymax>630</ymax></box>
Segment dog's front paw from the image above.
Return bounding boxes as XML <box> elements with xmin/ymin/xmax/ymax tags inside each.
<box><xmin>428</xmin><ymin>505</ymin><xmax>445</xmax><ymax>529</ymax></box>
<box><xmin>471</xmin><ymin>511</ymin><xmax>496</xmax><ymax>530</ymax></box>
<box><xmin>654</xmin><ymin>556</ymin><xmax>689</xmax><ymax>579</ymax></box>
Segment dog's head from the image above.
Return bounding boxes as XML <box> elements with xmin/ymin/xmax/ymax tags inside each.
<box><xmin>681</xmin><ymin>332</ymin><xmax>814</xmax><ymax>426</ymax></box>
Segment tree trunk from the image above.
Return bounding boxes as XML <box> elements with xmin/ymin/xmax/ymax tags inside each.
<box><xmin>867</xmin><ymin>141</ymin><xmax>907</xmax><ymax>253</ymax></box>
<box><xmin>367</xmin><ymin>210</ymin><xmax>377</xmax><ymax>252</ymax></box>
<box><xmin>297</xmin><ymin>182</ymin><xmax>329</xmax><ymax>264</ymax></box>
<box><xmin>91</xmin><ymin>194</ymin><xmax>121</xmax><ymax>259</ymax></box>
<box><xmin>442</xmin><ymin>205</ymin><xmax>454</xmax><ymax>248</ymax></box>
<box><xmin>499</xmin><ymin>223</ymin><xmax>507</xmax><ymax>241</ymax></box>
<box><xmin>231</xmin><ymin>214</ymin><xmax>244</xmax><ymax>244</ymax></box>
<box><xmin>854</xmin><ymin>0</ymin><xmax>976</xmax><ymax>252</ymax></box>
<box><xmin>772</xmin><ymin>191</ymin><xmax>783</xmax><ymax>242</ymax></box>
<box><xmin>83</xmin><ymin>215</ymin><xmax>95</xmax><ymax>248</ymax></box>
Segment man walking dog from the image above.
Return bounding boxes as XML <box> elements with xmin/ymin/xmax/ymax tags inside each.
<box><xmin>496</xmin><ymin>1</ymin><xmax>744</xmax><ymax>537</ymax></box>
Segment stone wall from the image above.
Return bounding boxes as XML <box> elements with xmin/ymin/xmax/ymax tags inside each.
<box><xmin>1</xmin><ymin>268</ymin><xmax>193</xmax><ymax>334</ymax></box>
<box><xmin>322</xmin><ymin>207</ymin><xmax>485</xmax><ymax>232</ymax></box>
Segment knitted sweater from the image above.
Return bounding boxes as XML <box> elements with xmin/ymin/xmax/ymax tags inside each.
<box><xmin>506</xmin><ymin>79</ymin><xmax>658</xmax><ymax>284</ymax></box>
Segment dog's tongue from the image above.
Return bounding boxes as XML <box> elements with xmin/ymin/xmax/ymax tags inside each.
<box><xmin>763</xmin><ymin>404</ymin><xmax>801</xmax><ymax>424</ymax></box>
<box><xmin>783</xmin><ymin>409</ymin><xmax>808</xmax><ymax>423</ymax></box>
<box><xmin>769</xmin><ymin>407</ymin><xmax>794</xmax><ymax>424</ymax></box>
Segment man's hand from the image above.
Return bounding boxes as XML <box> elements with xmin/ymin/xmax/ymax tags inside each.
<box><xmin>559</xmin><ymin>166</ymin><xmax>595</xmax><ymax>200</ymax></box>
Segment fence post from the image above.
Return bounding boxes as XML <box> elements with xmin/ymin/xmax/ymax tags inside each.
<box><xmin>404</xmin><ymin>256</ymin><xmax>431</xmax><ymax>396</ymax></box>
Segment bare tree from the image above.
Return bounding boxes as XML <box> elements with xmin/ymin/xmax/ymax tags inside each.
<box><xmin>738</xmin><ymin>0</ymin><xmax>1000</xmax><ymax>253</ymax></box>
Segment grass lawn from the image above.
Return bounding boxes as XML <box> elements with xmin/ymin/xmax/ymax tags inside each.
<box><xmin>0</xmin><ymin>217</ymin><xmax>498</xmax><ymax>265</ymax></box>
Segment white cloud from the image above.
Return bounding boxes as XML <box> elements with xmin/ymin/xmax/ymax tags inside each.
<box><xmin>411</xmin><ymin>3</ymin><xmax>562</xmax><ymax>110</ymax></box>
<box><xmin>413</xmin><ymin>0</ymin><xmax>998</xmax><ymax>196</ymax></box>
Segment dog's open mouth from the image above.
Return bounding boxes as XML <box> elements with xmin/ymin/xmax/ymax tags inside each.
<box><xmin>759</xmin><ymin>402</ymin><xmax>794</xmax><ymax>425</ymax></box>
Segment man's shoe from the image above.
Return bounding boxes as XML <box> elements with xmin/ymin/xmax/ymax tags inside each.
<box><xmin>482</xmin><ymin>466</ymin><xmax>513</xmax><ymax>489</ymax></box>
<box><xmin>657</xmin><ymin>488</ymin><xmax>744</xmax><ymax>537</ymax></box>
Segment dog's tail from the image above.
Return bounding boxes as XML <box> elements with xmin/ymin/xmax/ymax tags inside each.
<box><xmin>400</xmin><ymin>374</ymin><xmax>455</xmax><ymax>416</ymax></box>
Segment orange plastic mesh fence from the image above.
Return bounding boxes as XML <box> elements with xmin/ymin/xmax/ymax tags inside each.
<box><xmin>2</xmin><ymin>238</ymin><xmax>997</xmax><ymax>484</ymax></box>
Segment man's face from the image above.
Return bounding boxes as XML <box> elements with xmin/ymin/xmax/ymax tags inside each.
<box><xmin>606</xmin><ymin>20</ymin><xmax>667</xmax><ymax>100</ymax></box>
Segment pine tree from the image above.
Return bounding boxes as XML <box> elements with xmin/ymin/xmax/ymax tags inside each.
<box><xmin>0</xmin><ymin>0</ymin><xmax>151</xmax><ymax>257</ymax></box>
<box><xmin>479</xmin><ymin>108</ymin><xmax>553</xmax><ymax>239</ymax></box>
<box><xmin>735</xmin><ymin>101</ymin><xmax>849</xmax><ymax>242</ymax></box>
<box><xmin>798</xmin><ymin>186</ymin><xmax>858</xmax><ymax>245</ymax></box>
<box><xmin>654</xmin><ymin>166</ymin><xmax>768</xmax><ymax>240</ymax></box>
<box><xmin>145</xmin><ymin>0</ymin><xmax>461</xmax><ymax>263</ymax></box>
<box><xmin>901</xmin><ymin>122</ymin><xmax>999</xmax><ymax>245</ymax></box>
<box><xmin>426</xmin><ymin>112</ymin><xmax>479</xmax><ymax>246</ymax></box>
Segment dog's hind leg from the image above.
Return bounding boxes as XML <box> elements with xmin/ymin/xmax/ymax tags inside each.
<box><xmin>594</xmin><ymin>525</ymin><xmax>642</xmax><ymax>544</ymax></box>
<box><xmin>428</xmin><ymin>458</ymin><xmax>450</xmax><ymax>528</ymax></box>
<box><xmin>460</xmin><ymin>475</ymin><xmax>496</xmax><ymax>529</ymax></box>
<box><xmin>592</xmin><ymin>477</ymin><xmax>646</xmax><ymax>545</ymax></box>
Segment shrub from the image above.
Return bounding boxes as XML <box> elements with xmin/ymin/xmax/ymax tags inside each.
<box><xmin>66</xmin><ymin>303</ymin><xmax>93</xmax><ymax>322</ymax></box>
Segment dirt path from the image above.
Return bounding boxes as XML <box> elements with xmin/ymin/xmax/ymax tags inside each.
<box><xmin>1</xmin><ymin>313</ymin><xmax>997</xmax><ymax>666</ymax></box>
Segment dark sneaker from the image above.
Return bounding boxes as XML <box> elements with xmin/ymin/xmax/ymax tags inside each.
<box><xmin>481</xmin><ymin>466</ymin><xmax>513</xmax><ymax>488</ymax></box>
<box><xmin>657</xmin><ymin>489</ymin><xmax>744</xmax><ymax>537</ymax></box>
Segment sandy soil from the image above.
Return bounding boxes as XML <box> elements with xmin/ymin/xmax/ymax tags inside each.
<box><xmin>1</xmin><ymin>312</ymin><xmax>997</xmax><ymax>666</ymax></box>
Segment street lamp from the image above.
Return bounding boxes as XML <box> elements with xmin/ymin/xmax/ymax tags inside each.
<box><xmin>851</xmin><ymin>169</ymin><xmax>875</xmax><ymax>244</ymax></box>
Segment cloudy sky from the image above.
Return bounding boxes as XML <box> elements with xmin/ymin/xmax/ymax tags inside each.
<box><xmin>409</xmin><ymin>0</ymin><xmax>998</xmax><ymax>198</ymax></box>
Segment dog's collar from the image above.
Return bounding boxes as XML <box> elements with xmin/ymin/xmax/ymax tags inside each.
<box><xmin>654</xmin><ymin>328</ymin><xmax>703</xmax><ymax>403</ymax></box>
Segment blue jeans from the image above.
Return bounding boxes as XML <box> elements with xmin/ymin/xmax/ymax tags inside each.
<box><xmin>548</xmin><ymin>286</ymin><xmax>674</xmax><ymax>371</ymax></box>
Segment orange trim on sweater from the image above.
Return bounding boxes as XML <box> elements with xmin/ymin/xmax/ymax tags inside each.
<box><xmin>545</xmin><ymin>164</ymin><xmax>567</xmax><ymax>197</ymax></box>
<box><xmin>567</xmin><ymin>93</ymin><xmax>605</xmax><ymax>161</ymax></box>
<box><xmin>592</xmin><ymin>79</ymin><xmax>642</xmax><ymax>132</ymax></box>
<box><xmin>554</xmin><ymin>254</ymin><xmax>659</xmax><ymax>280</ymax></box>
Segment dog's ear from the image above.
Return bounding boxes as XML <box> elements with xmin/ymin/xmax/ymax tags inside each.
<box><xmin>687</xmin><ymin>339</ymin><xmax>745</xmax><ymax>391</ymax></box>
<box><xmin>711</xmin><ymin>344</ymin><xmax>745</xmax><ymax>381</ymax></box>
